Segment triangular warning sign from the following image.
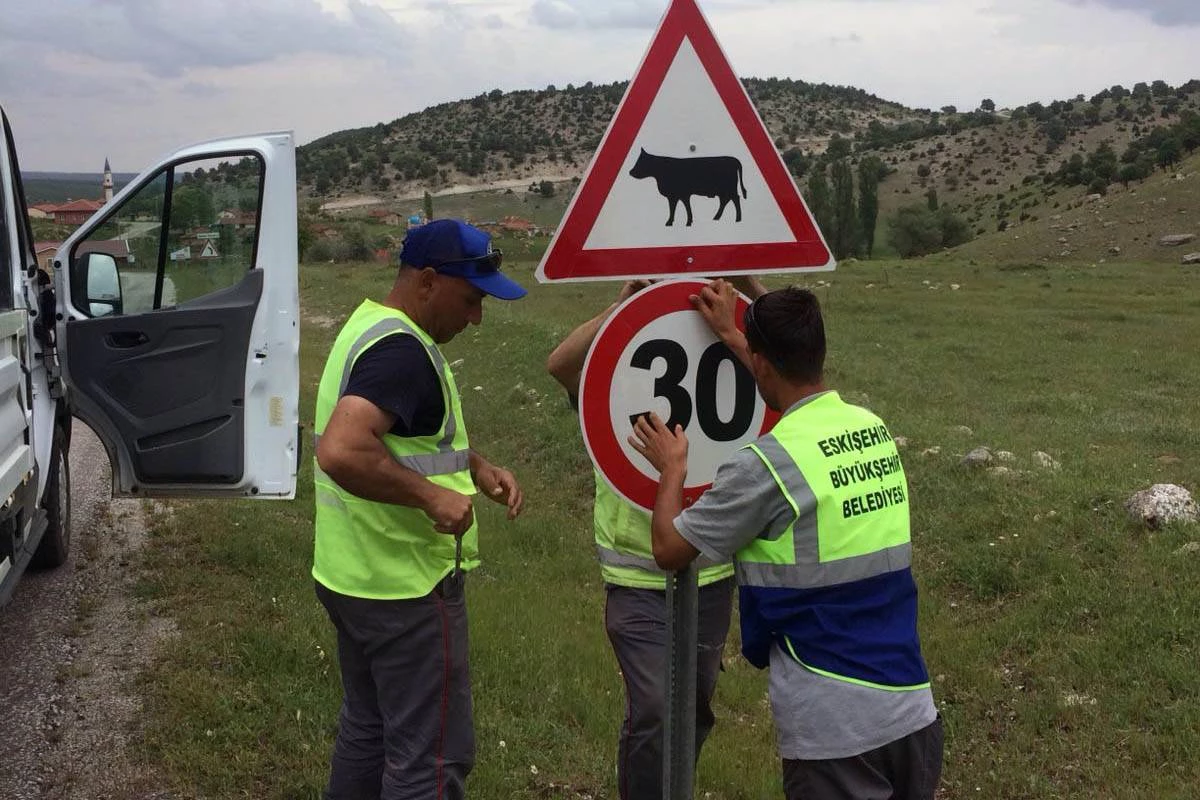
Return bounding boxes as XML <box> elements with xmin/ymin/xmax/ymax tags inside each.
<box><xmin>536</xmin><ymin>0</ymin><xmax>834</xmax><ymax>283</ymax></box>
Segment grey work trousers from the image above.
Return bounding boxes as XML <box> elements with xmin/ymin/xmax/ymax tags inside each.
<box><xmin>604</xmin><ymin>578</ymin><xmax>734</xmax><ymax>800</ymax></box>
<box><xmin>782</xmin><ymin>716</ymin><xmax>944</xmax><ymax>800</ymax></box>
<box><xmin>316</xmin><ymin>575</ymin><xmax>474</xmax><ymax>800</ymax></box>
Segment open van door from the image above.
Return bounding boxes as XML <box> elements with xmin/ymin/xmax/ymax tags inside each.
<box><xmin>54</xmin><ymin>133</ymin><xmax>299</xmax><ymax>498</ymax></box>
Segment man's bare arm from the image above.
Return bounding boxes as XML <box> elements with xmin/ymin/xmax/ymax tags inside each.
<box><xmin>547</xmin><ymin>281</ymin><xmax>650</xmax><ymax>395</ymax></box>
<box><xmin>317</xmin><ymin>395</ymin><xmax>473</xmax><ymax>534</ymax></box>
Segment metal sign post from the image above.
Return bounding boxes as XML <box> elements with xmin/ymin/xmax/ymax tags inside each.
<box><xmin>663</xmin><ymin>561</ymin><xmax>699</xmax><ymax>799</ymax></box>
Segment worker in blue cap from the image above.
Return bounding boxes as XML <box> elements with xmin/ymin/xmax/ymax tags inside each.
<box><xmin>313</xmin><ymin>218</ymin><xmax>526</xmax><ymax>799</ymax></box>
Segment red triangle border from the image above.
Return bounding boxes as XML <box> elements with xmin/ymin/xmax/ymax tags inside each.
<box><xmin>537</xmin><ymin>0</ymin><xmax>833</xmax><ymax>282</ymax></box>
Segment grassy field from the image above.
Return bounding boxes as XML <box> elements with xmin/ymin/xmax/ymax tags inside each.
<box><xmin>131</xmin><ymin>245</ymin><xmax>1200</xmax><ymax>798</ymax></box>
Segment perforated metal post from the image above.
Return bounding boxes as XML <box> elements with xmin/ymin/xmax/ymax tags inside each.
<box><xmin>663</xmin><ymin>561</ymin><xmax>699</xmax><ymax>799</ymax></box>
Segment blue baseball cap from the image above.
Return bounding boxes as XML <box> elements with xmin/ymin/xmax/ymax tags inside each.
<box><xmin>399</xmin><ymin>219</ymin><xmax>527</xmax><ymax>300</ymax></box>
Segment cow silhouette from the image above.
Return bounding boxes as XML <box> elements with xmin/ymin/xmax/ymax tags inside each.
<box><xmin>628</xmin><ymin>148</ymin><xmax>747</xmax><ymax>226</ymax></box>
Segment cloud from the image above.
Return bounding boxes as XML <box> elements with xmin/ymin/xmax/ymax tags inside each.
<box><xmin>3</xmin><ymin>0</ymin><xmax>408</xmax><ymax>78</ymax></box>
<box><xmin>1070</xmin><ymin>0</ymin><xmax>1200</xmax><ymax>25</ymax></box>
<box><xmin>530</xmin><ymin>0</ymin><xmax>662</xmax><ymax>30</ymax></box>
<box><xmin>828</xmin><ymin>32</ymin><xmax>864</xmax><ymax>45</ymax></box>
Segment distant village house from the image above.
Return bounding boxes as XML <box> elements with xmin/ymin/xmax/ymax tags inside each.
<box><xmin>30</xmin><ymin>158</ymin><xmax>116</xmax><ymax>226</ymax></box>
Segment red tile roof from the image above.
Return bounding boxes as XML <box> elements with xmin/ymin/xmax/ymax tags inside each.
<box><xmin>53</xmin><ymin>199</ymin><xmax>104</xmax><ymax>213</ymax></box>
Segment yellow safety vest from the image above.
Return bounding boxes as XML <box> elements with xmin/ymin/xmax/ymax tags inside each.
<box><xmin>594</xmin><ymin>474</ymin><xmax>734</xmax><ymax>589</ymax></box>
<box><xmin>312</xmin><ymin>300</ymin><xmax>478</xmax><ymax>599</ymax></box>
<box><xmin>737</xmin><ymin>391</ymin><xmax>929</xmax><ymax>689</ymax></box>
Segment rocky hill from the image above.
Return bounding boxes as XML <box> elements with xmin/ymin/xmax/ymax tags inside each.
<box><xmin>299</xmin><ymin>77</ymin><xmax>1200</xmax><ymax>263</ymax></box>
<box><xmin>297</xmin><ymin>78</ymin><xmax>920</xmax><ymax>198</ymax></box>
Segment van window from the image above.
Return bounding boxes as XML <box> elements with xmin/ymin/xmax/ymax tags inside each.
<box><xmin>73</xmin><ymin>152</ymin><xmax>264</xmax><ymax>316</ymax></box>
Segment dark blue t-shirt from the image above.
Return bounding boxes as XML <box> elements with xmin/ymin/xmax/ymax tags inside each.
<box><xmin>343</xmin><ymin>334</ymin><xmax>445</xmax><ymax>437</ymax></box>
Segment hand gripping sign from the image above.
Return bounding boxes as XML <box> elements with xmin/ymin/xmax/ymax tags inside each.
<box><xmin>580</xmin><ymin>279</ymin><xmax>780</xmax><ymax>512</ymax></box>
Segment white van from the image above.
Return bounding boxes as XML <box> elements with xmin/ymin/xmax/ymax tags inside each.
<box><xmin>0</xmin><ymin>105</ymin><xmax>300</xmax><ymax>605</ymax></box>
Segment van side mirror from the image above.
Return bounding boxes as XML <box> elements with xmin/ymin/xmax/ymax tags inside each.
<box><xmin>70</xmin><ymin>252</ymin><xmax>123</xmax><ymax>318</ymax></box>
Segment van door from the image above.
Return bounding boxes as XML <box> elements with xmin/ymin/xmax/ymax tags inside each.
<box><xmin>55</xmin><ymin>133</ymin><xmax>299</xmax><ymax>498</ymax></box>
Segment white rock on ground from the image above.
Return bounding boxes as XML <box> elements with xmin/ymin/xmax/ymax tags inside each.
<box><xmin>1125</xmin><ymin>484</ymin><xmax>1199</xmax><ymax>529</ymax></box>
<box><xmin>1033</xmin><ymin>451</ymin><xmax>1061</xmax><ymax>470</ymax></box>
<box><xmin>960</xmin><ymin>446</ymin><xmax>993</xmax><ymax>467</ymax></box>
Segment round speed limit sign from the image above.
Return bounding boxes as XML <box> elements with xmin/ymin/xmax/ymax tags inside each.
<box><xmin>580</xmin><ymin>279</ymin><xmax>780</xmax><ymax>512</ymax></box>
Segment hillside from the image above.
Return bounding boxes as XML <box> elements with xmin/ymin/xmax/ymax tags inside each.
<box><xmin>298</xmin><ymin>77</ymin><xmax>1200</xmax><ymax>265</ymax></box>
<box><xmin>931</xmin><ymin>150</ymin><xmax>1200</xmax><ymax>266</ymax></box>
<box><xmin>865</xmin><ymin>83</ymin><xmax>1200</xmax><ymax>241</ymax></box>
<box><xmin>297</xmin><ymin>78</ymin><xmax>920</xmax><ymax>199</ymax></box>
<box><xmin>22</xmin><ymin>171</ymin><xmax>136</xmax><ymax>204</ymax></box>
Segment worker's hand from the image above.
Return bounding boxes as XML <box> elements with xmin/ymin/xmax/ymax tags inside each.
<box><xmin>617</xmin><ymin>279</ymin><xmax>652</xmax><ymax>304</ymax></box>
<box><xmin>726</xmin><ymin>274</ymin><xmax>768</xmax><ymax>300</ymax></box>
<box><xmin>690</xmin><ymin>279</ymin><xmax>740</xmax><ymax>344</ymax></box>
<box><xmin>426</xmin><ymin>487</ymin><xmax>475</xmax><ymax>536</ymax></box>
<box><xmin>475</xmin><ymin>462</ymin><xmax>525</xmax><ymax>521</ymax></box>
<box><xmin>628</xmin><ymin>412</ymin><xmax>689</xmax><ymax>477</ymax></box>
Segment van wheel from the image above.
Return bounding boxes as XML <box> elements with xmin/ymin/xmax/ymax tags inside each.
<box><xmin>32</xmin><ymin>426</ymin><xmax>70</xmax><ymax>568</ymax></box>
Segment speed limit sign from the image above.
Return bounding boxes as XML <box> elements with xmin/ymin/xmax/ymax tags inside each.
<box><xmin>580</xmin><ymin>279</ymin><xmax>780</xmax><ymax>512</ymax></box>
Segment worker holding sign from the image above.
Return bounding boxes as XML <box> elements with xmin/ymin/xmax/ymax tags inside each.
<box><xmin>548</xmin><ymin>275</ymin><xmax>764</xmax><ymax>799</ymax></box>
<box><xmin>630</xmin><ymin>281</ymin><xmax>942</xmax><ymax>800</ymax></box>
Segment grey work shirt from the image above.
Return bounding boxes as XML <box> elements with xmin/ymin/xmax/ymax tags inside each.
<box><xmin>674</xmin><ymin>392</ymin><xmax>937</xmax><ymax>760</ymax></box>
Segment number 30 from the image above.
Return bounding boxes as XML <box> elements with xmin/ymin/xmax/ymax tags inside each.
<box><xmin>628</xmin><ymin>339</ymin><xmax>757</xmax><ymax>441</ymax></box>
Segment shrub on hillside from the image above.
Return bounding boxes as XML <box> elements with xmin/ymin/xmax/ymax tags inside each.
<box><xmin>887</xmin><ymin>205</ymin><xmax>973</xmax><ymax>258</ymax></box>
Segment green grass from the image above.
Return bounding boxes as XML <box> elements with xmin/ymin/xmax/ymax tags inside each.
<box><xmin>132</xmin><ymin>255</ymin><xmax>1200</xmax><ymax>799</ymax></box>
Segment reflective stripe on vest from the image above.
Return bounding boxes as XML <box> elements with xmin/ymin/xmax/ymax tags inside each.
<box><xmin>313</xmin><ymin>433</ymin><xmax>469</xmax><ymax>477</ymax></box>
<box><xmin>734</xmin><ymin>392</ymin><xmax>928</xmax><ymax>690</ymax></box>
<box><xmin>736</xmin><ymin>392</ymin><xmax>911</xmax><ymax>590</ymax></box>
<box><xmin>593</xmin><ymin>475</ymin><xmax>734</xmax><ymax>588</ymax></box>
<box><xmin>312</xmin><ymin>300</ymin><xmax>477</xmax><ymax>600</ymax></box>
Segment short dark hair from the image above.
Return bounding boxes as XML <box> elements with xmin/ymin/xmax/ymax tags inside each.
<box><xmin>742</xmin><ymin>287</ymin><xmax>825</xmax><ymax>383</ymax></box>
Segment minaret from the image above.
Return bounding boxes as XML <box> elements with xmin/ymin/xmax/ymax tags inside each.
<box><xmin>102</xmin><ymin>157</ymin><xmax>113</xmax><ymax>204</ymax></box>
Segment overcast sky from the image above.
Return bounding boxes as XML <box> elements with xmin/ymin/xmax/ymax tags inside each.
<box><xmin>3</xmin><ymin>0</ymin><xmax>1198</xmax><ymax>172</ymax></box>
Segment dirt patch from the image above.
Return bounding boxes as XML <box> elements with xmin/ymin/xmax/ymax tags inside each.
<box><xmin>0</xmin><ymin>426</ymin><xmax>176</xmax><ymax>799</ymax></box>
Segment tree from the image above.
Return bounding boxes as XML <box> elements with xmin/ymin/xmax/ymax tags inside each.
<box><xmin>939</xmin><ymin>208</ymin><xmax>972</xmax><ymax>248</ymax></box>
<box><xmin>1087</xmin><ymin>141</ymin><xmax>1118</xmax><ymax>183</ymax></box>
<box><xmin>940</xmin><ymin>105</ymin><xmax>957</xmax><ymax>115</ymax></box>
<box><xmin>886</xmin><ymin>205</ymin><xmax>972</xmax><ymax>258</ymax></box>
<box><xmin>926</xmin><ymin>187</ymin><xmax>939</xmax><ymax>211</ymax></box>
<box><xmin>537</xmin><ymin>180</ymin><xmax>555</xmax><ymax>198</ymax></box>
<box><xmin>829</xmin><ymin>159</ymin><xmax>858</xmax><ymax>259</ymax></box>
<box><xmin>805</xmin><ymin>169</ymin><xmax>833</xmax><ymax>242</ymax></box>
<box><xmin>1041</xmin><ymin>118</ymin><xmax>1068</xmax><ymax>148</ymax></box>
<box><xmin>423</xmin><ymin>190</ymin><xmax>434</xmax><ymax>221</ymax></box>
<box><xmin>1156</xmin><ymin>137</ymin><xmax>1182</xmax><ymax>170</ymax></box>
<box><xmin>887</xmin><ymin>205</ymin><xmax>942</xmax><ymax>258</ymax></box>
<box><xmin>980</xmin><ymin>98</ymin><xmax>996</xmax><ymax>112</ymax></box>
<box><xmin>782</xmin><ymin>148</ymin><xmax>810</xmax><ymax>178</ymax></box>
<box><xmin>298</xmin><ymin>220</ymin><xmax>316</xmax><ymax>261</ymax></box>
<box><xmin>825</xmin><ymin>134</ymin><xmax>852</xmax><ymax>161</ymax></box>
<box><xmin>857</xmin><ymin>156</ymin><xmax>883</xmax><ymax>257</ymax></box>
<box><xmin>170</xmin><ymin>184</ymin><xmax>214</xmax><ymax>229</ymax></box>
<box><xmin>342</xmin><ymin>224</ymin><xmax>373</xmax><ymax>262</ymax></box>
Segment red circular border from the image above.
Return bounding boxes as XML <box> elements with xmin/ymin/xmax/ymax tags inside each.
<box><xmin>580</xmin><ymin>280</ymin><xmax>780</xmax><ymax>511</ymax></box>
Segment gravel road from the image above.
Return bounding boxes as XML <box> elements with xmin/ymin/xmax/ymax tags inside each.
<box><xmin>0</xmin><ymin>424</ymin><xmax>176</xmax><ymax>799</ymax></box>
